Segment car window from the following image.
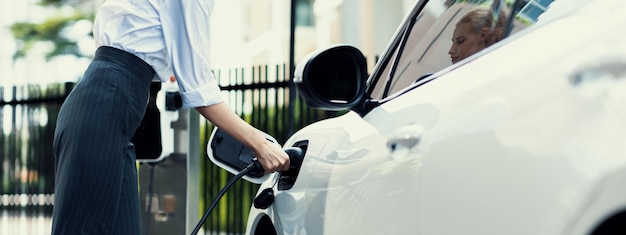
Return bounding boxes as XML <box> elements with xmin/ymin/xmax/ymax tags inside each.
<box><xmin>367</xmin><ymin>0</ymin><xmax>554</xmax><ymax>100</ymax></box>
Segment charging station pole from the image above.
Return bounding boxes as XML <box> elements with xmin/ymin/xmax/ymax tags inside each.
<box><xmin>186</xmin><ymin>110</ymin><xmax>201</xmax><ymax>234</ymax></box>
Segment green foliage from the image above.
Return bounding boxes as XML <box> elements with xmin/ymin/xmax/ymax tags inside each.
<box><xmin>9</xmin><ymin>3</ymin><xmax>94</xmax><ymax>61</ymax></box>
<box><xmin>39</xmin><ymin>0</ymin><xmax>65</xmax><ymax>5</ymax></box>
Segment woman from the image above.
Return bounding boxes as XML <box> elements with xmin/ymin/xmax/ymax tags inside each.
<box><xmin>52</xmin><ymin>0</ymin><xmax>289</xmax><ymax>234</ymax></box>
<box><xmin>449</xmin><ymin>6</ymin><xmax>508</xmax><ymax>64</ymax></box>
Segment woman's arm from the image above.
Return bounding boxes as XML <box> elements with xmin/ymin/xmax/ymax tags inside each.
<box><xmin>196</xmin><ymin>102</ymin><xmax>290</xmax><ymax>174</ymax></box>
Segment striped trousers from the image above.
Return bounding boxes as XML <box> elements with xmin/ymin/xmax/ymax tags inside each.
<box><xmin>52</xmin><ymin>46</ymin><xmax>154</xmax><ymax>234</ymax></box>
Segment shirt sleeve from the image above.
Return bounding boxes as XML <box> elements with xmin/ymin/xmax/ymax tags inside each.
<box><xmin>159</xmin><ymin>0</ymin><xmax>223</xmax><ymax>108</ymax></box>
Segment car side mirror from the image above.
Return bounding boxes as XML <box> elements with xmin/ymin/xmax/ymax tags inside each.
<box><xmin>293</xmin><ymin>44</ymin><xmax>368</xmax><ymax>111</ymax></box>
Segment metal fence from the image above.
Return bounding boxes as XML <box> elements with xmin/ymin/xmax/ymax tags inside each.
<box><xmin>0</xmin><ymin>83</ymin><xmax>70</xmax><ymax>234</ymax></box>
<box><xmin>0</xmin><ymin>64</ymin><xmax>339</xmax><ymax>234</ymax></box>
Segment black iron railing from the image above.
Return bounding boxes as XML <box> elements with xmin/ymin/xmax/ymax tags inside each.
<box><xmin>0</xmin><ymin>64</ymin><xmax>340</xmax><ymax>234</ymax></box>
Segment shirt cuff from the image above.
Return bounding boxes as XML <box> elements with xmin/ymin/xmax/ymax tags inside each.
<box><xmin>180</xmin><ymin>79</ymin><xmax>224</xmax><ymax>108</ymax></box>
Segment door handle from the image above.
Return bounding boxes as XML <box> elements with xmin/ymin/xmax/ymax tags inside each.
<box><xmin>386</xmin><ymin>124</ymin><xmax>424</xmax><ymax>152</ymax></box>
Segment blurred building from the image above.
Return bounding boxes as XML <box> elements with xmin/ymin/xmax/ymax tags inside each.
<box><xmin>1</xmin><ymin>0</ymin><xmax>414</xmax><ymax>87</ymax></box>
<box><xmin>211</xmin><ymin>0</ymin><xmax>414</xmax><ymax>71</ymax></box>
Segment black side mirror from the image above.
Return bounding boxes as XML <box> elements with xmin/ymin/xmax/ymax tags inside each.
<box><xmin>293</xmin><ymin>45</ymin><xmax>368</xmax><ymax>111</ymax></box>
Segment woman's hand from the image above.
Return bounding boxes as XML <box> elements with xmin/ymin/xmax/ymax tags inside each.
<box><xmin>252</xmin><ymin>140</ymin><xmax>290</xmax><ymax>174</ymax></box>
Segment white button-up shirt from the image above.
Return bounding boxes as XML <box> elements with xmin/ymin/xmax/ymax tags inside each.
<box><xmin>93</xmin><ymin>0</ymin><xmax>222</xmax><ymax>108</ymax></box>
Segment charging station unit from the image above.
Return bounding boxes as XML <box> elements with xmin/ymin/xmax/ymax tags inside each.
<box><xmin>134</xmin><ymin>79</ymin><xmax>190</xmax><ymax>235</ymax></box>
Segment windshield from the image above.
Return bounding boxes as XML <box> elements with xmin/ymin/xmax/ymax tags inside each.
<box><xmin>367</xmin><ymin>0</ymin><xmax>553</xmax><ymax>100</ymax></box>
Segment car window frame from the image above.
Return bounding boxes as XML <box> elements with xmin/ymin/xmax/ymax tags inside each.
<box><xmin>365</xmin><ymin>0</ymin><xmax>429</xmax><ymax>99</ymax></box>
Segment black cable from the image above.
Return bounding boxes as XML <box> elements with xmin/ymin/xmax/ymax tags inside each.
<box><xmin>191</xmin><ymin>161</ymin><xmax>263</xmax><ymax>235</ymax></box>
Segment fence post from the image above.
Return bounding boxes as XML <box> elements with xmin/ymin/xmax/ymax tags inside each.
<box><xmin>186</xmin><ymin>110</ymin><xmax>201</xmax><ymax>233</ymax></box>
<box><xmin>288</xmin><ymin>0</ymin><xmax>297</xmax><ymax>136</ymax></box>
<box><xmin>64</xmin><ymin>82</ymin><xmax>74</xmax><ymax>99</ymax></box>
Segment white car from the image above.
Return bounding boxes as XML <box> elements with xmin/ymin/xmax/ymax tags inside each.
<box><xmin>208</xmin><ymin>0</ymin><xmax>626</xmax><ymax>234</ymax></box>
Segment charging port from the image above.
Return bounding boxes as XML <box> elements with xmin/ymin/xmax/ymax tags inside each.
<box><xmin>278</xmin><ymin>140</ymin><xmax>308</xmax><ymax>190</ymax></box>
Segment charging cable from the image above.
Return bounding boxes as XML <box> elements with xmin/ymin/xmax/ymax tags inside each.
<box><xmin>190</xmin><ymin>160</ymin><xmax>264</xmax><ymax>235</ymax></box>
<box><xmin>191</xmin><ymin>147</ymin><xmax>303</xmax><ymax>235</ymax></box>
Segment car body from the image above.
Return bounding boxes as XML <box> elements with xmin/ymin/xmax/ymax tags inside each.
<box><xmin>213</xmin><ymin>0</ymin><xmax>626</xmax><ymax>234</ymax></box>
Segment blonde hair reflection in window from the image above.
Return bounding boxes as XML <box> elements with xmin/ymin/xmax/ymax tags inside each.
<box><xmin>448</xmin><ymin>6</ymin><xmax>508</xmax><ymax>64</ymax></box>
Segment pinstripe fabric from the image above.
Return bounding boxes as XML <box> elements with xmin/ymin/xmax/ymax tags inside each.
<box><xmin>52</xmin><ymin>46</ymin><xmax>154</xmax><ymax>234</ymax></box>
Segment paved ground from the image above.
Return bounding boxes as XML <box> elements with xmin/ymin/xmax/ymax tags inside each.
<box><xmin>1</xmin><ymin>211</ymin><xmax>51</xmax><ymax>235</ymax></box>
